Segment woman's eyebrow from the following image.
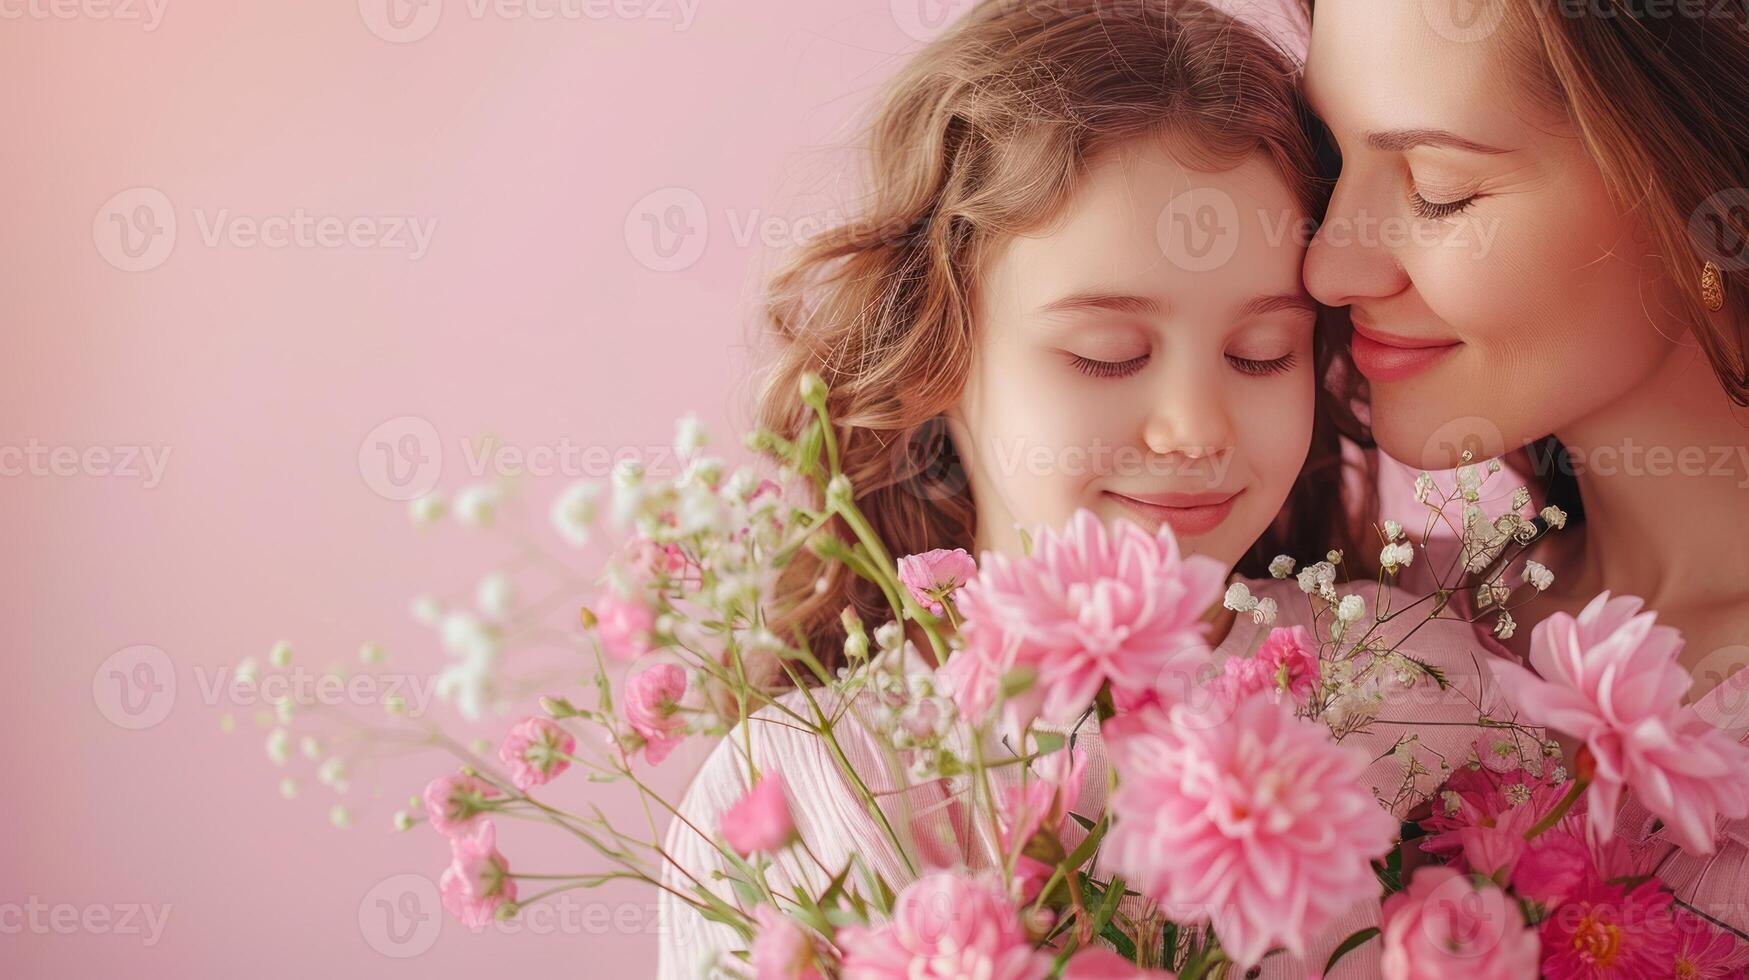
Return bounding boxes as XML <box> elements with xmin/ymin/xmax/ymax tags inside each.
<box><xmin>1366</xmin><ymin>128</ymin><xmax>1514</xmax><ymax>155</ymax></box>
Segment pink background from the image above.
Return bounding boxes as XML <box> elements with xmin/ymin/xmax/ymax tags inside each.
<box><xmin>2</xmin><ymin>1</ymin><xmax>986</xmax><ymax>975</ymax></box>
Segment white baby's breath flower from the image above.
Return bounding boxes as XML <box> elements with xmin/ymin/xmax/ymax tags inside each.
<box><xmin>330</xmin><ymin>805</ymin><xmax>351</xmax><ymax>829</ymax></box>
<box><xmin>1456</xmin><ymin>465</ymin><xmax>1482</xmax><ymax>498</ymax></box>
<box><xmin>266</xmin><ymin>727</ymin><xmax>291</xmax><ymax>766</ymax></box>
<box><xmin>1296</xmin><ymin>561</ymin><xmax>1336</xmax><ymax>599</ymax></box>
<box><xmin>1486</xmin><ymin>458</ymin><xmax>1503</xmax><ymax>474</ymax></box>
<box><xmin>874</xmin><ymin>621</ymin><xmax>904</xmax><ymax>652</ymax></box>
<box><xmin>280</xmin><ymin>778</ymin><xmax>299</xmax><ymax>800</ymax></box>
<box><xmin>269</xmin><ymin>640</ymin><xmax>293</xmax><ymax>669</ymax></box>
<box><xmin>1540</xmin><ymin>505</ymin><xmax>1568</xmax><ymax>530</ymax></box>
<box><xmin>300</xmin><ymin>736</ymin><xmax>322</xmax><ymax>760</ymax></box>
<box><xmin>1383</xmin><ymin>520</ymin><xmax>1404</xmax><ymax>542</ymax></box>
<box><xmin>1251</xmin><ymin>597</ymin><xmax>1278</xmax><ymax>625</ymax></box>
<box><xmin>1504</xmin><ymin>783</ymin><xmax>1532</xmax><ymax>807</ymax></box>
<box><xmin>1337</xmin><ymin>594</ymin><xmax>1367</xmax><ymax>624</ymax></box>
<box><xmin>674</xmin><ymin>413</ymin><xmax>708</xmax><ymax>456</ymax></box>
<box><xmin>1494</xmin><ymin>611</ymin><xmax>1517</xmax><ymax>641</ymax></box>
<box><xmin>394</xmin><ymin>810</ymin><xmax>415</xmax><ymax>832</ymax></box>
<box><xmin>358</xmin><ymin>642</ymin><xmax>383</xmax><ymax>665</ymax></box>
<box><xmin>236</xmin><ymin>656</ymin><xmax>260</xmax><ymax>685</ymax></box>
<box><xmin>549</xmin><ymin>481</ymin><xmax>602</xmax><ymax>548</ymax></box>
<box><xmin>1510</xmin><ymin>486</ymin><xmax>1531</xmax><ymax>513</ymax></box>
<box><xmin>1327</xmin><ymin>549</ymin><xmax>1344</xmax><ymax>565</ymax></box>
<box><xmin>317</xmin><ymin>756</ymin><xmax>348</xmax><ymax>789</ymax></box>
<box><xmin>453</xmin><ymin>484</ymin><xmax>501</xmax><ymax>527</ymax></box>
<box><xmin>274</xmin><ymin>698</ymin><xmax>295</xmax><ymax>725</ymax></box>
<box><xmin>1522</xmin><ymin>560</ymin><xmax>1554</xmax><ymax>592</ymax></box>
<box><xmin>441</xmin><ymin>611</ymin><xmax>499</xmax><ymax>660</ymax></box>
<box><xmin>1413</xmin><ymin>472</ymin><xmax>1436</xmax><ymax>504</ymax></box>
<box><xmin>1380</xmin><ymin>541</ymin><xmax>1415</xmax><ymax>573</ymax></box>
<box><xmin>410</xmin><ymin>595</ymin><xmax>442</xmax><ymax>626</ymax></box>
<box><xmin>610</xmin><ymin>459</ymin><xmax>646</xmax><ymax>527</ymax></box>
<box><xmin>1223</xmin><ymin>582</ymin><xmax>1258</xmax><ymax>613</ymax></box>
<box><xmin>477</xmin><ymin>571</ymin><xmax>515</xmax><ymax>620</ymax></box>
<box><xmin>1268</xmin><ymin>555</ymin><xmax>1295</xmax><ymax>579</ymax></box>
<box><xmin>408</xmin><ymin>493</ymin><xmax>444</xmax><ymax>526</ymax></box>
<box><xmin>1477</xmin><ymin>579</ymin><xmax>1512</xmax><ymax>609</ymax></box>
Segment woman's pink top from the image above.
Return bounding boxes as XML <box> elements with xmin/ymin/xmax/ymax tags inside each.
<box><xmin>658</xmin><ymin>576</ymin><xmax>1532</xmax><ymax>979</ymax></box>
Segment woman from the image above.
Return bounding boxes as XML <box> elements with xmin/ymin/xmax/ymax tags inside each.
<box><xmin>1304</xmin><ymin>0</ymin><xmax>1749</xmax><ymax>940</ymax></box>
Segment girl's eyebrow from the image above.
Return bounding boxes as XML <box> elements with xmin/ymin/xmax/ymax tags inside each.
<box><xmin>1036</xmin><ymin>291</ymin><xmax>1164</xmax><ymax>318</ymax></box>
<box><xmin>1238</xmin><ymin>293</ymin><xmax>1318</xmax><ymax>318</ymax></box>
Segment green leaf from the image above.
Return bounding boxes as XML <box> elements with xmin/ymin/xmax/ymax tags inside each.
<box><xmin>1323</xmin><ymin>927</ymin><xmax>1380</xmax><ymax>974</ymax></box>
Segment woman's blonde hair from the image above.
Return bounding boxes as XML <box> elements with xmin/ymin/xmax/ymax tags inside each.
<box><xmin>754</xmin><ymin>0</ymin><xmax>1372</xmax><ymax>667</ymax></box>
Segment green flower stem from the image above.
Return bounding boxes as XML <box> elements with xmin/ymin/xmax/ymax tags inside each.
<box><xmin>1524</xmin><ymin>776</ymin><xmax>1588</xmax><ymax>841</ymax></box>
<box><xmin>830</xmin><ymin>495</ymin><xmax>949</xmax><ymax>663</ymax></box>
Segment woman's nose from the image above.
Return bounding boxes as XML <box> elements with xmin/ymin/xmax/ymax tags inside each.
<box><xmin>1304</xmin><ymin>170</ymin><xmax>1412</xmax><ymax>308</ymax></box>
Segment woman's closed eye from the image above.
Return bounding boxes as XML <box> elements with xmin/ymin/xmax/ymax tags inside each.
<box><xmin>1227</xmin><ymin>352</ymin><xmax>1298</xmax><ymax>377</ymax></box>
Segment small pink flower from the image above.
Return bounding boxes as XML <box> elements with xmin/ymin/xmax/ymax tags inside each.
<box><xmin>422</xmin><ymin>771</ymin><xmax>502</xmax><ymax>838</ymax></box>
<box><xmin>943</xmin><ymin>509</ymin><xmax>1226</xmax><ymax>731</ymax></box>
<box><xmin>1104</xmin><ymin>693</ymin><xmax>1397</xmax><ymax>970</ymax></box>
<box><xmin>623</xmin><ymin>663</ymin><xmax>688</xmax><ymax>764</ymax></box>
<box><xmin>836</xmin><ymin>872</ymin><xmax>1050</xmax><ymax>980</ymax></box>
<box><xmin>1420</xmin><ymin>741</ymin><xmax>1573</xmax><ymax>872</ymax></box>
<box><xmin>722</xmin><ymin>771</ymin><xmax>796</xmax><ymax>856</ymax></box>
<box><xmin>497</xmin><ymin>716</ymin><xmax>575</xmax><ymax>792</ymax></box>
<box><xmin>1671</xmin><ymin>909</ymin><xmax>1749</xmax><ymax>978</ymax></box>
<box><xmin>897</xmin><ymin>548</ymin><xmax>978</xmax><ymax>616</ymax></box>
<box><xmin>997</xmin><ymin>748</ymin><xmax>1087</xmax><ymax>903</ymax></box>
<box><xmin>750</xmin><ymin>905</ymin><xmax>823</xmax><ymax>980</ymax></box>
<box><xmin>439</xmin><ymin>820</ymin><xmax>517</xmax><ymax>929</ymax></box>
<box><xmin>1061</xmin><ymin>948</ymin><xmax>1177</xmax><ymax>978</ymax></box>
<box><xmin>1537</xmin><ymin>871</ymin><xmax>1677</xmax><ymax>979</ymax></box>
<box><xmin>1486</xmin><ymin>592</ymin><xmax>1749</xmax><ymax>854</ymax></box>
<box><xmin>593</xmin><ymin>587</ymin><xmax>657</xmax><ymax>661</ymax></box>
<box><xmin>1379</xmin><ymin>866</ymin><xmax>1540</xmax><ymax>980</ymax></box>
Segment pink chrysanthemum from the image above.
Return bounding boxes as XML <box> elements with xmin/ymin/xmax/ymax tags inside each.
<box><xmin>836</xmin><ymin>872</ymin><xmax>1050</xmax><ymax>980</ymax></box>
<box><xmin>996</xmin><ymin>748</ymin><xmax>1087</xmax><ymax>903</ymax></box>
<box><xmin>1487</xmin><ymin>592</ymin><xmax>1749</xmax><ymax>855</ymax></box>
<box><xmin>943</xmin><ymin>509</ymin><xmax>1226</xmax><ymax>730</ymax></box>
<box><xmin>497</xmin><ymin>716</ymin><xmax>576</xmax><ymax>792</ymax></box>
<box><xmin>1538</xmin><ymin>872</ymin><xmax>1677</xmax><ymax>979</ymax></box>
<box><xmin>592</xmin><ymin>586</ymin><xmax>657</xmax><ymax>660</ymax></box>
<box><xmin>1671</xmin><ymin>909</ymin><xmax>1749</xmax><ymax>979</ymax></box>
<box><xmin>1103</xmin><ymin>692</ymin><xmax>1397</xmax><ymax>970</ymax></box>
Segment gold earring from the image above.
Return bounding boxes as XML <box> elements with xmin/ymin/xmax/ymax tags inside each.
<box><xmin>1701</xmin><ymin>260</ymin><xmax>1726</xmax><ymax>313</ymax></box>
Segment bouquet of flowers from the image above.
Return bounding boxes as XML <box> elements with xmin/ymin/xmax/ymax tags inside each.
<box><xmin>233</xmin><ymin>374</ymin><xmax>1749</xmax><ymax>978</ymax></box>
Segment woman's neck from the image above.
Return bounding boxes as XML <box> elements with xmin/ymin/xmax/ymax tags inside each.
<box><xmin>1549</xmin><ymin>342</ymin><xmax>1749</xmax><ymax>611</ymax></box>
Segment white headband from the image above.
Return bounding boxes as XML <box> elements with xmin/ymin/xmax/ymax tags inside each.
<box><xmin>1207</xmin><ymin>0</ymin><xmax>1312</xmax><ymax>70</ymax></box>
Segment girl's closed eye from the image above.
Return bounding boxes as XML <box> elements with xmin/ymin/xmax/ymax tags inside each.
<box><xmin>1063</xmin><ymin>349</ymin><xmax>1150</xmax><ymax>379</ymax></box>
<box><xmin>1227</xmin><ymin>351</ymin><xmax>1298</xmax><ymax>377</ymax></box>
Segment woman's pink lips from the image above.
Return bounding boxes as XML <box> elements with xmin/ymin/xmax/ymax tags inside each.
<box><xmin>1349</xmin><ymin>320</ymin><xmax>1462</xmax><ymax>382</ymax></box>
<box><xmin>1104</xmin><ymin>489</ymin><xmax>1241</xmax><ymax>537</ymax></box>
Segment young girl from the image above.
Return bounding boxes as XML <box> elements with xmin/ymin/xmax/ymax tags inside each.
<box><xmin>659</xmin><ymin>3</ymin><xmax>1508</xmax><ymax>976</ymax></box>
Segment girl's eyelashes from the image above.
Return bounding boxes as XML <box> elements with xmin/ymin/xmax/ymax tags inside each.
<box><xmin>1408</xmin><ymin>188</ymin><xmax>1478</xmax><ymax>220</ymax></box>
<box><xmin>1227</xmin><ymin>352</ymin><xmax>1298</xmax><ymax>377</ymax></box>
<box><xmin>1065</xmin><ymin>352</ymin><xmax>1150</xmax><ymax>379</ymax></box>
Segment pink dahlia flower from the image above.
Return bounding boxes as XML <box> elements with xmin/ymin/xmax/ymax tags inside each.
<box><xmin>497</xmin><ymin>716</ymin><xmax>575</xmax><ymax>792</ymax></box>
<box><xmin>943</xmin><ymin>509</ymin><xmax>1226</xmax><ymax>730</ymax></box>
<box><xmin>623</xmin><ymin>662</ymin><xmax>688</xmax><ymax>764</ymax></box>
<box><xmin>438</xmin><ymin>820</ymin><xmax>516</xmax><ymax>929</ymax></box>
<box><xmin>1486</xmin><ymin>592</ymin><xmax>1749</xmax><ymax>855</ymax></box>
<box><xmin>1537</xmin><ymin>871</ymin><xmax>1677</xmax><ymax>979</ymax></box>
<box><xmin>1208</xmin><ymin>624</ymin><xmax>1321</xmax><ymax>708</ymax></box>
<box><xmin>997</xmin><ymin>747</ymin><xmax>1087</xmax><ymax>903</ymax></box>
<box><xmin>1379</xmin><ymin>866</ymin><xmax>1541</xmax><ymax>979</ymax></box>
<box><xmin>1671</xmin><ymin>909</ymin><xmax>1749</xmax><ymax>979</ymax></box>
<box><xmin>897</xmin><ymin>547</ymin><xmax>978</xmax><ymax>616</ymax></box>
<box><xmin>1103</xmin><ymin>692</ymin><xmax>1397</xmax><ymax>970</ymax></box>
<box><xmin>836</xmin><ymin>872</ymin><xmax>1050</xmax><ymax>980</ymax></box>
<box><xmin>721</xmin><ymin>771</ymin><xmax>796</xmax><ymax>857</ymax></box>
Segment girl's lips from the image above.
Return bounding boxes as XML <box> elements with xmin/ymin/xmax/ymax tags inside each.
<box><xmin>1349</xmin><ymin>321</ymin><xmax>1463</xmax><ymax>382</ymax></box>
<box><xmin>1103</xmin><ymin>489</ymin><xmax>1241</xmax><ymax>537</ymax></box>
